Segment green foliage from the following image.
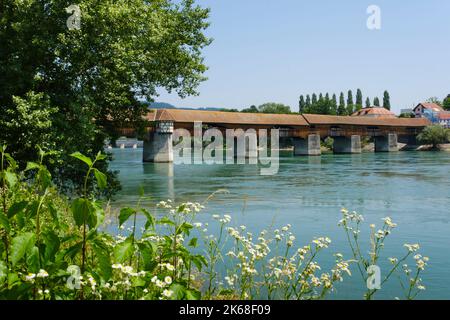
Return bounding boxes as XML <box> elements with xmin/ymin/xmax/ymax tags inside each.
<box><xmin>383</xmin><ymin>90</ymin><xmax>391</xmax><ymax>110</ymax></box>
<box><xmin>0</xmin><ymin>147</ymin><xmax>430</xmax><ymax>300</ymax></box>
<box><xmin>241</xmin><ymin>105</ymin><xmax>259</xmax><ymax>113</ymax></box>
<box><xmin>373</xmin><ymin>97</ymin><xmax>381</xmax><ymax>107</ymax></box>
<box><xmin>443</xmin><ymin>95</ymin><xmax>450</xmax><ymax>111</ymax></box>
<box><xmin>257</xmin><ymin>103</ymin><xmax>292</xmax><ymax>114</ymax></box>
<box><xmin>0</xmin><ymin>0</ymin><xmax>211</xmax><ymax>196</ymax></box>
<box><xmin>355</xmin><ymin>89</ymin><xmax>363</xmax><ymax>110</ymax></box>
<box><xmin>417</xmin><ymin>125</ymin><xmax>450</xmax><ymax>148</ymax></box>
<box><xmin>365</xmin><ymin>97</ymin><xmax>371</xmax><ymax>108</ymax></box>
<box><xmin>338</xmin><ymin>92</ymin><xmax>346</xmax><ymax>115</ymax></box>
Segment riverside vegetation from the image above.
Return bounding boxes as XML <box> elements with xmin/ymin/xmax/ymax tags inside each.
<box><xmin>0</xmin><ymin>146</ymin><xmax>429</xmax><ymax>300</ymax></box>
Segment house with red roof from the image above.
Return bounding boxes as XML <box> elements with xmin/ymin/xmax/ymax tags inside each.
<box><xmin>413</xmin><ymin>102</ymin><xmax>444</xmax><ymax>118</ymax></box>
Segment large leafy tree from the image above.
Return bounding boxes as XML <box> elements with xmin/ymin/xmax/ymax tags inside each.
<box><xmin>0</xmin><ymin>0</ymin><xmax>211</xmax><ymax>195</ymax></box>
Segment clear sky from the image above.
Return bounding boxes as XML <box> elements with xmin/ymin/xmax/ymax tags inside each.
<box><xmin>157</xmin><ymin>0</ymin><xmax>450</xmax><ymax>114</ymax></box>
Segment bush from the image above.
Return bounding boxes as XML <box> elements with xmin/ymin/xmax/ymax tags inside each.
<box><xmin>417</xmin><ymin>125</ymin><xmax>450</xmax><ymax>148</ymax></box>
<box><xmin>0</xmin><ymin>147</ymin><xmax>429</xmax><ymax>300</ymax></box>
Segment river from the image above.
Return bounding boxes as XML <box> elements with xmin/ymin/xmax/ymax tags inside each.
<box><xmin>109</xmin><ymin>148</ymin><xmax>450</xmax><ymax>300</ymax></box>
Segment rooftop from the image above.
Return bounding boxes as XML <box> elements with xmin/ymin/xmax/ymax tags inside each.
<box><xmin>145</xmin><ymin>109</ymin><xmax>430</xmax><ymax>128</ymax></box>
<box><xmin>146</xmin><ymin>108</ymin><xmax>309</xmax><ymax>126</ymax></box>
<box><xmin>351</xmin><ymin>107</ymin><xmax>396</xmax><ymax>118</ymax></box>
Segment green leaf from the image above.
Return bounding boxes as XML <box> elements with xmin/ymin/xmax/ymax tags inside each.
<box><xmin>141</xmin><ymin>209</ymin><xmax>155</xmax><ymax>230</ymax></box>
<box><xmin>157</xmin><ymin>217</ymin><xmax>175</xmax><ymax>226</ymax></box>
<box><xmin>71</xmin><ymin>198</ymin><xmax>96</xmax><ymax>228</ymax></box>
<box><xmin>37</xmin><ymin>166</ymin><xmax>52</xmax><ymax>189</ymax></box>
<box><xmin>179</xmin><ymin>222</ymin><xmax>193</xmax><ymax>236</ymax></box>
<box><xmin>0</xmin><ymin>212</ymin><xmax>10</xmax><ymax>232</ymax></box>
<box><xmin>11</xmin><ymin>232</ymin><xmax>36</xmax><ymax>266</ymax></box>
<box><xmin>137</xmin><ymin>242</ymin><xmax>156</xmax><ymax>271</ymax></box>
<box><xmin>170</xmin><ymin>283</ymin><xmax>187</xmax><ymax>300</ymax></box>
<box><xmin>188</xmin><ymin>237</ymin><xmax>198</xmax><ymax>248</ymax></box>
<box><xmin>70</xmin><ymin>152</ymin><xmax>92</xmax><ymax>167</ymax></box>
<box><xmin>0</xmin><ymin>261</ymin><xmax>6</xmax><ymax>283</ymax></box>
<box><xmin>43</xmin><ymin>230</ymin><xmax>60</xmax><ymax>263</ymax></box>
<box><xmin>93</xmin><ymin>244</ymin><xmax>112</xmax><ymax>281</ymax></box>
<box><xmin>26</xmin><ymin>246</ymin><xmax>40</xmax><ymax>273</ymax></box>
<box><xmin>113</xmin><ymin>239</ymin><xmax>134</xmax><ymax>263</ymax></box>
<box><xmin>191</xmin><ymin>255</ymin><xmax>207</xmax><ymax>272</ymax></box>
<box><xmin>186</xmin><ymin>289</ymin><xmax>201</xmax><ymax>300</ymax></box>
<box><xmin>118</xmin><ymin>207</ymin><xmax>135</xmax><ymax>227</ymax></box>
<box><xmin>7</xmin><ymin>201</ymin><xmax>28</xmax><ymax>219</ymax></box>
<box><xmin>25</xmin><ymin>162</ymin><xmax>40</xmax><ymax>171</ymax></box>
<box><xmin>95</xmin><ymin>152</ymin><xmax>107</xmax><ymax>161</ymax></box>
<box><xmin>93</xmin><ymin>168</ymin><xmax>107</xmax><ymax>190</ymax></box>
<box><xmin>4</xmin><ymin>171</ymin><xmax>17</xmax><ymax>187</ymax></box>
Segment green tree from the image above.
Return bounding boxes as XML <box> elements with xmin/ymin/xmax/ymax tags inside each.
<box><xmin>0</xmin><ymin>0</ymin><xmax>211</xmax><ymax>196</ymax></box>
<box><xmin>365</xmin><ymin>97</ymin><xmax>371</xmax><ymax>108</ymax></box>
<box><xmin>374</xmin><ymin>97</ymin><xmax>381</xmax><ymax>107</ymax></box>
<box><xmin>299</xmin><ymin>95</ymin><xmax>306</xmax><ymax>113</ymax></box>
<box><xmin>258</xmin><ymin>103</ymin><xmax>292</xmax><ymax>114</ymax></box>
<box><xmin>443</xmin><ymin>95</ymin><xmax>450</xmax><ymax>111</ymax></box>
<box><xmin>312</xmin><ymin>94</ymin><xmax>318</xmax><ymax>105</ymax></box>
<box><xmin>331</xmin><ymin>94</ymin><xmax>338</xmax><ymax>115</ymax></box>
<box><xmin>241</xmin><ymin>105</ymin><xmax>259</xmax><ymax>113</ymax></box>
<box><xmin>355</xmin><ymin>89</ymin><xmax>363</xmax><ymax>111</ymax></box>
<box><xmin>338</xmin><ymin>92</ymin><xmax>346</xmax><ymax>115</ymax></box>
<box><xmin>347</xmin><ymin>90</ymin><xmax>354</xmax><ymax>115</ymax></box>
<box><xmin>417</xmin><ymin>125</ymin><xmax>450</xmax><ymax>149</ymax></box>
<box><xmin>305</xmin><ymin>95</ymin><xmax>311</xmax><ymax>111</ymax></box>
<box><xmin>426</xmin><ymin>97</ymin><xmax>442</xmax><ymax>106</ymax></box>
<box><xmin>383</xmin><ymin>91</ymin><xmax>391</xmax><ymax>110</ymax></box>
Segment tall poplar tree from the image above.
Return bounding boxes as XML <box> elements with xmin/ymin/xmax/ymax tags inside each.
<box><xmin>383</xmin><ymin>90</ymin><xmax>391</xmax><ymax>110</ymax></box>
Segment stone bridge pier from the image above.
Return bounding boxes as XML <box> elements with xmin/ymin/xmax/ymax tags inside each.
<box><xmin>143</xmin><ymin>121</ymin><xmax>174</xmax><ymax>163</ymax></box>
<box><xmin>374</xmin><ymin>133</ymin><xmax>398</xmax><ymax>152</ymax></box>
<box><xmin>333</xmin><ymin>135</ymin><xmax>362</xmax><ymax>154</ymax></box>
<box><xmin>292</xmin><ymin>134</ymin><xmax>321</xmax><ymax>156</ymax></box>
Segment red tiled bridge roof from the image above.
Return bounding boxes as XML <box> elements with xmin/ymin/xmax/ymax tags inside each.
<box><xmin>145</xmin><ymin>109</ymin><xmax>430</xmax><ymax>128</ymax></box>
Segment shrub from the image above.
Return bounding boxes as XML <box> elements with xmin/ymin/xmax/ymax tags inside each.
<box><xmin>417</xmin><ymin>125</ymin><xmax>450</xmax><ymax>148</ymax></box>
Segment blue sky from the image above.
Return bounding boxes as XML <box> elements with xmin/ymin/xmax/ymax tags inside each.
<box><xmin>157</xmin><ymin>0</ymin><xmax>450</xmax><ymax>113</ymax></box>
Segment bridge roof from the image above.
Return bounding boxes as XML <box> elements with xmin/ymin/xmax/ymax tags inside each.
<box><xmin>302</xmin><ymin>114</ymin><xmax>430</xmax><ymax>127</ymax></box>
<box><xmin>146</xmin><ymin>109</ymin><xmax>309</xmax><ymax>126</ymax></box>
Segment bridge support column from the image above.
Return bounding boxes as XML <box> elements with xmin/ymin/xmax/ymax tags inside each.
<box><xmin>375</xmin><ymin>134</ymin><xmax>398</xmax><ymax>152</ymax></box>
<box><xmin>333</xmin><ymin>135</ymin><xmax>361</xmax><ymax>154</ymax></box>
<box><xmin>293</xmin><ymin>134</ymin><xmax>321</xmax><ymax>156</ymax></box>
<box><xmin>143</xmin><ymin>122</ymin><xmax>174</xmax><ymax>163</ymax></box>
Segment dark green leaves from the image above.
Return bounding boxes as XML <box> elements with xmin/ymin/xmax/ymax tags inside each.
<box><xmin>71</xmin><ymin>198</ymin><xmax>96</xmax><ymax>228</ymax></box>
<box><xmin>7</xmin><ymin>201</ymin><xmax>28</xmax><ymax>219</ymax></box>
<box><xmin>93</xmin><ymin>169</ymin><xmax>107</xmax><ymax>190</ymax></box>
<box><xmin>114</xmin><ymin>239</ymin><xmax>134</xmax><ymax>263</ymax></box>
<box><xmin>10</xmin><ymin>233</ymin><xmax>36</xmax><ymax>266</ymax></box>
<box><xmin>118</xmin><ymin>208</ymin><xmax>136</xmax><ymax>227</ymax></box>
<box><xmin>70</xmin><ymin>152</ymin><xmax>92</xmax><ymax>167</ymax></box>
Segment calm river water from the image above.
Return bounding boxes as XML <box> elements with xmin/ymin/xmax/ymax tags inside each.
<box><xmin>110</xmin><ymin>149</ymin><xmax>450</xmax><ymax>300</ymax></box>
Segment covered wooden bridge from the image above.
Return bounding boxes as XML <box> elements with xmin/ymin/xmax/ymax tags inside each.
<box><xmin>121</xmin><ymin>109</ymin><xmax>430</xmax><ymax>162</ymax></box>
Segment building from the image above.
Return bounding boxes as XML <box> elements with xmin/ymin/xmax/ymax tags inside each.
<box><xmin>414</xmin><ymin>102</ymin><xmax>450</xmax><ymax>128</ymax></box>
<box><xmin>437</xmin><ymin>113</ymin><xmax>450</xmax><ymax>128</ymax></box>
<box><xmin>351</xmin><ymin>107</ymin><xmax>396</xmax><ymax>118</ymax></box>
<box><xmin>413</xmin><ymin>102</ymin><xmax>444</xmax><ymax>118</ymax></box>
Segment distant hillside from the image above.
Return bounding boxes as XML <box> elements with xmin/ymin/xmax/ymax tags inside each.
<box><xmin>146</xmin><ymin>102</ymin><xmax>229</xmax><ymax>112</ymax></box>
<box><xmin>146</xmin><ymin>102</ymin><xmax>176</xmax><ymax>109</ymax></box>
